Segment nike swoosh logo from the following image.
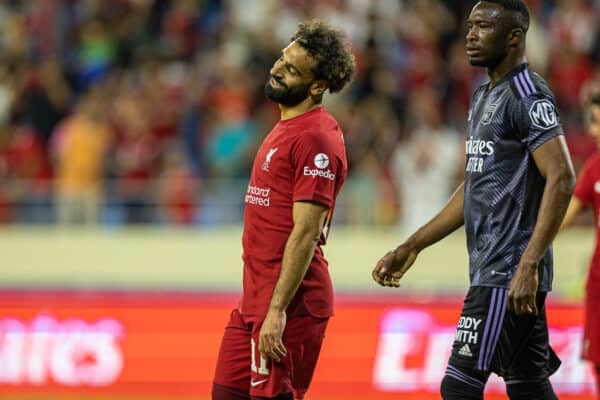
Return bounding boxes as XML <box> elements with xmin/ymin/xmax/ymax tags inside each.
<box><xmin>251</xmin><ymin>379</ymin><xmax>268</xmax><ymax>387</ymax></box>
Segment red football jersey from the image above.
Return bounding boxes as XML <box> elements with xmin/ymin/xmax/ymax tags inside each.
<box><xmin>240</xmin><ymin>106</ymin><xmax>347</xmax><ymax>318</ymax></box>
<box><xmin>573</xmin><ymin>152</ymin><xmax>600</xmax><ymax>292</ymax></box>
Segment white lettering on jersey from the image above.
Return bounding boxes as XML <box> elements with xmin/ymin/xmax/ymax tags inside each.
<box><xmin>529</xmin><ymin>99</ymin><xmax>558</xmax><ymax>129</ymax></box>
<box><xmin>245</xmin><ymin>185</ymin><xmax>271</xmax><ymax>207</ymax></box>
<box><xmin>465</xmin><ymin>157</ymin><xmax>484</xmax><ymax>173</ymax></box>
<box><xmin>465</xmin><ymin>137</ymin><xmax>494</xmax><ymax>156</ymax></box>
<box><xmin>465</xmin><ymin>137</ymin><xmax>494</xmax><ymax>174</ymax></box>
<box><xmin>303</xmin><ymin>166</ymin><xmax>335</xmax><ymax>180</ymax></box>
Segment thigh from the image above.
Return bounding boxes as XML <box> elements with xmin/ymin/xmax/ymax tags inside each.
<box><xmin>448</xmin><ymin>286</ymin><xmax>508</xmax><ymax>373</ymax></box>
<box><xmin>249</xmin><ymin>314</ymin><xmax>328</xmax><ymax>400</ymax></box>
<box><xmin>213</xmin><ymin>309</ymin><xmax>253</xmax><ymax>393</ymax></box>
<box><xmin>285</xmin><ymin>314</ymin><xmax>328</xmax><ymax>399</ymax></box>
<box><xmin>497</xmin><ymin>293</ymin><xmax>561</xmax><ymax>380</ymax></box>
<box><xmin>583</xmin><ymin>293</ymin><xmax>600</xmax><ymax>363</ymax></box>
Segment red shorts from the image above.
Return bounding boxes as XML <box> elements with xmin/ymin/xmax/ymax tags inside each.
<box><xmin>583</xmin><ymin>292</ymin><xmax>600</xmax><ymax>364</ymax></box>
<box><xmin>213</xmin><ymin>309</ymin><xmax>328</xmax><ymax>399</ymax></box>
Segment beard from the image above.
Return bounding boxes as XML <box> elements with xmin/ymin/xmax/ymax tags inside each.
<box><xmin>264</xmin><ymin>77</ymin><xmax>311</xmax><ymax>107</ymax></box>
<box><xmin>468</xmin><ymin>48</ymin><xmax>504</xmax><ymax>69</ymax></box>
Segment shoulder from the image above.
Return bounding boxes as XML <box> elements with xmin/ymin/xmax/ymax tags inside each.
<box><xmin>507</xmin><ymin>68</ymin><xmax>561</xmax><ymax>130</ymax></box>
<box><xmin>305</xmin><ymin>107</ymin><xmax>341</xmax><ymax>133</ymax></box>
<box><xmin>508</xmin><ymin>67</ymin><xmax>556</xmax><ymax>103</ymax></box>
<box><xmin>294</xmin><ymin>109</ymin><xmax>344</xmax><ymax>148</ymax></box>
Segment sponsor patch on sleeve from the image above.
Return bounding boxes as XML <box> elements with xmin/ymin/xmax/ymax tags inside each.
<box><xmin>303</xmin><ymin>153</ymin><xmax>335</xmax><ymax>180</ymax></box>
<box><xmin>528</xmin><ymin>99</ymin><xmax>558</xmax><ymax>130</ymax></box>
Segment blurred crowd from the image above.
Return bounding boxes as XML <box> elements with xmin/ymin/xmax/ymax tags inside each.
<box><xmin>0</xmin><ymin>0</ymin><xmax>598</xmax><ymax>228</ymax></box>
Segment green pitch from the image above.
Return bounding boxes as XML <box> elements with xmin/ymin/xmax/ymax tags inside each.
<box><xmin>0</xmin><ymin>226</ymin><xmax>592</xmax><ymax>300</ymax></box>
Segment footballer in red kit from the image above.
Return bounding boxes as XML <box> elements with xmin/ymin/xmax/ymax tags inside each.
<box><xmin>212</xmin><ymin>20</ymin><xmax>355</xmax><ymax>400</ymax></box>
<box><xmin>241</xmin><ymin>106</ymin><xmax>346</xmax><ymax>319</ymax></box>
<box><xmin>561</xmin><ymin>86</ymin><xmax>600</xmax><ymax>396</ymax></box>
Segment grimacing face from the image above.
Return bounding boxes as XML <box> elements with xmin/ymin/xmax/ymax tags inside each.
<box><xmin>466</xmin><ymin>2</ymin><xmax>511</xmax><ymax>68</ymax></box>
<box><xmin>264</xmin><ymin>41</ymin><xmax>318</xmax><ymax>107</ymax></box>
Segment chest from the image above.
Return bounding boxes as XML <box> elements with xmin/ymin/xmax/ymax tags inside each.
<box><xmin>468</xmin><ymin>89</ymin><xmax>512</xmax><ymax>142</ymax></box>
<box><xmin>253</xmin><ymin>132</ymin><xmax>295</xmax><ymax>185</ymax></box>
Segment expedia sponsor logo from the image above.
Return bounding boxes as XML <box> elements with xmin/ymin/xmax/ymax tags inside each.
<box><xmin>303</xmin><ymin>166</ymin><xmax>335</xmax><ymax>180</ymax></box>
<box><xmin>529</xmin><ymin>99</ymin><xmax>558</xmax><ymax>129</ymax></box>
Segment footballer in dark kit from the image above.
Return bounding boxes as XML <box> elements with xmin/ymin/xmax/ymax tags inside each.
<box><xmin>373</xmin><ymin>1</ymin><xmax>575</xmax><ymax>399</ymax></box>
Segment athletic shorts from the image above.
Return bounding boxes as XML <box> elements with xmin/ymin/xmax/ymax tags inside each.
<box><xmin>448</xmin><ymin>286</ymin><xmax>561</xmax><ymax>381</ymax></box>
<box><xmin>213</xmin><ymin>309</ymin><xmax>328</xmax><ymax>399</ymax></box>
<box><xmin>583</xmin><ymin>291</ymin><xmax>600</xmax><ymax>363</ymax></box>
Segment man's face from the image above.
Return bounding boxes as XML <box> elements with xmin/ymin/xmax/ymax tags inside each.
<box><xmin>466</xmin><ymin>2</ymin><xmax>510</xmax><ymax>68</ymax></box>
<box><xmin>265</xmin><ymin>41</ymin><xmax>318</xmax><ymax>107</ymax></box>
<box><xmin>589</xmin><ymin>104</ymin><xmax>600</xmax><ymax>149</ymax></box>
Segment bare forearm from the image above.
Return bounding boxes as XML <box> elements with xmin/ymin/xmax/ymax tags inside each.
<box><xmin>522</xmin><ymin>174</ymin><xmax>575</xmax><ymax>264</ymax></box>
<box><xmin>268</xmin><ymin>229</ymin><xmax>319</xmax><ymax>312</ymax></box>
<box><xmin>405</xmin><ymin>182</ymin><xmax>465</xmax><ymax>252</ymax></box>
<box><xmin>559</xmin><ymin>197</ymin><xmax>583</xmax><ymax>230</ymax></box>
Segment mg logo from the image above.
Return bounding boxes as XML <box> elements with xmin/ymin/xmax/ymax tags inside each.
<box><xmin>529</xmin><ymin>99</ymin><xmax>558</xmax><ymax>129</ymax></box>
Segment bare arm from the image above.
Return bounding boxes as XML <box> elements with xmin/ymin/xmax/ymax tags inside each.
<box><xmin>559</xmin><ymin>197</ymin><xmax>584</xmax><ymax>230</ymax></box>
<box><xmin>259</xmin><ymin>201</ymin><xmax>328</xmax><ymax>361</ymax></box>
<box><xmin>268</xmin><ymin>201</ymin><xmax>327</xmax><ymax>311</ymax></box>
<box><xmin>509</xmin><ymin>135</ymin><xmax>575</xmax><ymax>314</ymax></box>
<box><xmin>404</xmin><ymin>181</ymin><xmax>465</xmax><ymax>252</ymax></box>
<box><xmin>372</xmin><ymin>182</ymin><xmax>465</xmax><ymax>287</ymax></box>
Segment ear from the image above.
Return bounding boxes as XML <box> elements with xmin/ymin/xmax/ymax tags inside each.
<box><xmin>507</xmin><ymin>28</ymin><xmax>524</xmax><ymax>48</ymax></box>
<box><xmin>310</xmin><ymin>80</ymin><xmax>328</xmax><ymax>97</ymax></box>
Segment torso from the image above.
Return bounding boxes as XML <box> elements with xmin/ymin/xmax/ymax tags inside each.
<box><xmin>463</xmin><ymin>64</ymin><xmax>563</xmax><ymax>291</ymax></box>
<box><xmin>240</xmin><ymin>107</ymin><xmax>347</xmax><ymax>317</ymax></box>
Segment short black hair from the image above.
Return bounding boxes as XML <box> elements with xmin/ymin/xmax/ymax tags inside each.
<box><xmin>291</xmin><ymin>19</ymin><xmax>355</xmax><ymax>93</ymax></box>
<box><xmin>483</xmin><ymin>0</ymin><xmax>530</xmax><ymax>33</ymax></box>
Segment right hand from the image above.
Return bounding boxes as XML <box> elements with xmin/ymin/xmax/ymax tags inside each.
<box><xmin>372</xmin><ymin>244</ymin><xmax>418</xmax><ymax>288</ymax></box>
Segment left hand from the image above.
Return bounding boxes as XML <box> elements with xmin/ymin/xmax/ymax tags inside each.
<box><xmin>508</xmin><ymin>260</ymin><xmax>539</xmax><ymax>315</ymax></box>
<box><xmin>258</xmin><ymin>309</ymin><xmax>288</xmax><ymax>362</ymax></box>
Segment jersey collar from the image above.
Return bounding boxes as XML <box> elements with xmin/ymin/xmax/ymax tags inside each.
<box><xmin>486</xmin><ymin>63</ymin><xmax>529</xmax><ymax>91</ymax></box>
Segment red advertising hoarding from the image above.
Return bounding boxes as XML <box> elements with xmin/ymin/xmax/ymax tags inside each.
<box><xmin>0</xmin><ymin>291</ymin><xmax>596</xmax><ymax>399</ymax></box>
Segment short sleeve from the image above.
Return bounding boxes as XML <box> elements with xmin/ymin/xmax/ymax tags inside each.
<box><xmin>291</xmin><ymin>131</ymin><xmax>342</xmax><ymax>208</ymax></box>
<box><xmin>513</xmin><ymin>93</ymin><xmax>564</xmax><ymax>153</ymax></box>
<box><xmin>574</xmin><ymin>158</ymin><xmax>595</xmax><ymax>207</ymax></box>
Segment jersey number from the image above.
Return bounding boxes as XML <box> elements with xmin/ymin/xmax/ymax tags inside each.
<box><xmin>251</xmin><ymin>338</ymin><xmax>270</xmax><ymax>375</ymax></box>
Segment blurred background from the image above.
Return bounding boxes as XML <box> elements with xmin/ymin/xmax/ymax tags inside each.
<box><xmin>0</xmin><ymin>0</ymin><xmax>599</xmax><ymax>399</ymax></box>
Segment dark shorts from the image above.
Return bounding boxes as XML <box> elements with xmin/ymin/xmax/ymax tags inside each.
<box><xmin>213</xmin><ymin>309</ymin><xmax>328</xmax><ymax>399</ymax></box>
<box><xmin>448</xmin><ymin>286</ymin><xmax>561</xmax><ymax>381</ymax></box>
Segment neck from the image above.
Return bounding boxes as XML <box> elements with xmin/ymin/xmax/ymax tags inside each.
<box><xmin>279</xmin><ymin>97</ymin><xmax>320</xmax><ymax>120</ymax></box>
<box><xmin>487</xmin><ymin>53</ymin><xmax>527</xmax><ymax>88</ymax></box>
